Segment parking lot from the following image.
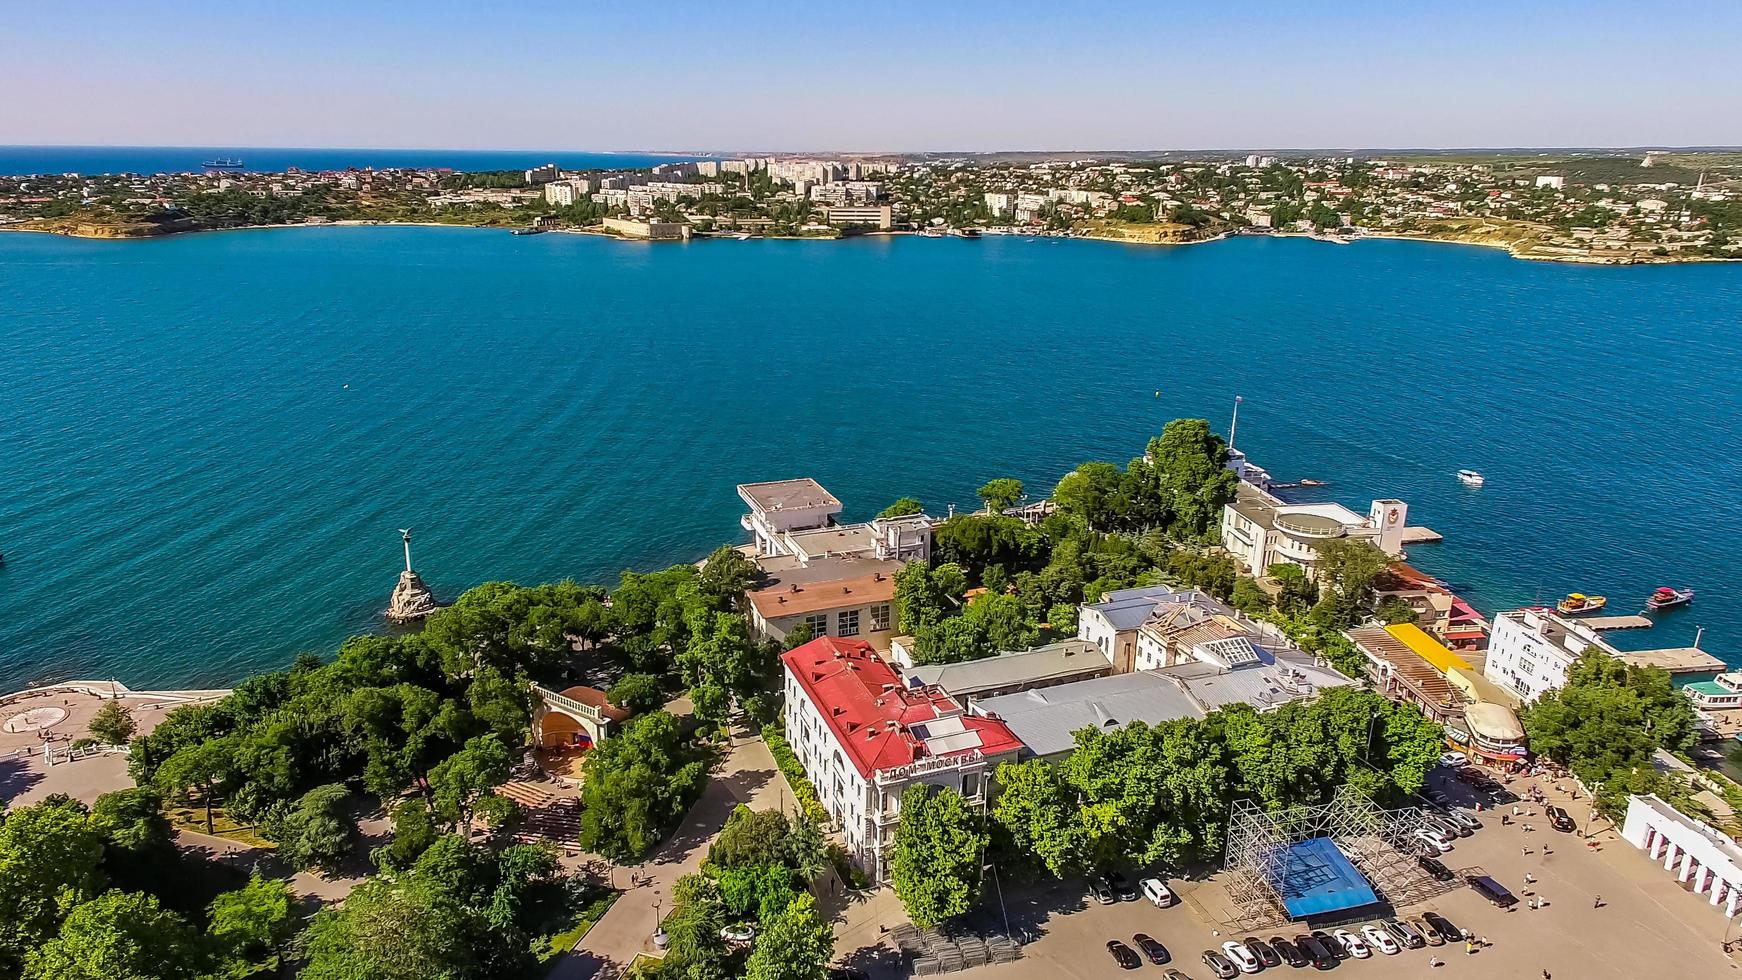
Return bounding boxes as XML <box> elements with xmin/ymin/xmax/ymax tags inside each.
<box><xmin>835</xmin><ymin>770</ymin><xmax>1742</xmax><ymax>979</ymax></box>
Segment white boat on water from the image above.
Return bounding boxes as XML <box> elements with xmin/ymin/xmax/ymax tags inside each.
<box><xmin>1457</xmin><ymin>469</ymin><xmax>1485</xmax><ymax>487</ymax></box>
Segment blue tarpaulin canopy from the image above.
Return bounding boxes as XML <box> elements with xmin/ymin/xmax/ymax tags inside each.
<box><xmin>1264</xmin><ymin>837</ymin><xmax>1380</xmax><ymax>919</ymax></box>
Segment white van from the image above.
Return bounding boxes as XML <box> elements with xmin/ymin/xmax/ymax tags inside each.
<box><xmin>1140</xmin><ymin>877</ymin><xmax>1176</xmax><ymax>907</ymax></box>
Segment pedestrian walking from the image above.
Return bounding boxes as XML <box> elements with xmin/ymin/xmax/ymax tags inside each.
<box><xmin>1525</xmin><ymin>872</ymin><xmax>1536</xmax><ymax>884</ymax></box>
<box><xmin>1522</xmin><ymin>846</ymin><xmax>1532</xmax><ymax>857</ymax></box>
<box><xmin>1465</xmin><ymin>940</ymin><xmax>1476</xmax><ymax>955</ymax></box>
<box><xmin>1543</xmin><ymin>970</ymin><xmax>1552</xmax><ymax>980</ymax></box>
<box><xmin>1593</xmin><ymin>894</ymin><xmax>1602</xmax><ymax>908</ymax></box>
<box><xmin>1544</xmin><ymin>846</ymin><xmax>1554</xmax><ymax>855</ymax></box>
<box><xmin>1430</xmin><ymin>957</ymin><xmax>1444</xmax><ymax>968</ymax></box>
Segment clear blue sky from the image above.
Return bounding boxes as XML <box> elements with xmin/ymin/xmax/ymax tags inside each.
<box><xmin>4</xmin><ymin>0</ymin><xmax>1738</xmax><ymax>151</ymax></box>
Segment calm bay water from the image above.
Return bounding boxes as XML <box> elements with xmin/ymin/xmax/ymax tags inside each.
<box><xmin>2</xmin><ymin>229</ymin><xmax>1740</xmax><ymax>690</ymax></box>
<box><xmin>0</xmin><ymin>145</ymin><xmax>687</xmax><ymax>176</ymax></box>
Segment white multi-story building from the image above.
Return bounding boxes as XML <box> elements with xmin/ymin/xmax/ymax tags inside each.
<box><xmin>738</xmin><ymin>479</ymin><xmax>845</xmax><ymax>557</ymax></box>
<box><xmin>1220</xmin><ymin>482</ymin><xmax>1407</xmax><ymax>579</ymax></box>
<box><xmin>1482</xmin><ymin>607</ymin><xmax>1619</xmax><ymax>702</ymax></box>
<box><xmin>781</xmin><ymin>636</ymin><xmax>1022</xmax><ymax>880</ymax></box>
<box><xmin>1623</xmin><ymin>793</ymin><xmax>1742</xmax><ymax>917</ymax></box>
<box><xmin>984</xmin><ymin>192</ymin><xmax>1015</xmax><ymax>217</ymax></box>
<box><xmin>524</xmin><ymin>163</ymin><xmax>560</xmax><ymax>186</ymax></box>
<box><xmin>1485</xmin><ymin>606</ymin><xmax>1723</xmax><ymax>702</ymax></box>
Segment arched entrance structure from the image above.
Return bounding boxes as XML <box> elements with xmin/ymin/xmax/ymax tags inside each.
<box><xmin>530</xmin><ymin>684</ymin><xmax>632</xmax><ymax>782</ymax></box>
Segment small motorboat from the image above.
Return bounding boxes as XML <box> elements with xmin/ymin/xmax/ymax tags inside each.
<box><xmin>1646</xmin><ymin>587</ymin><xmax>1694</xmax><ymax>612</ymax></box>
<box><xmin>1557</xmin><ymin>593</ymin><xmax>1608</xmax><ymax>615</ymax></box>
<box><xmin>1457</xmin><ymin>469</ymin><xmax>1485</xmax><ymax>487</ymax></box>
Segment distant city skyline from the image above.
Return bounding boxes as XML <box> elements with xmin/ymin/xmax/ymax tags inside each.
<box><xmin>5</xmin><ymin>0</ymin><xmax>1740</xmax><ymax>151</ymax></box>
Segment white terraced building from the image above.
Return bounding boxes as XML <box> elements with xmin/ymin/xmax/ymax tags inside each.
<box><xmin>1623</xmin><ymin>793</ymin><xmax>1742</xmax><ymax>916</ymax></box>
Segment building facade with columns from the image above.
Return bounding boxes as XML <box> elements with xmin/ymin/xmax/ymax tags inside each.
<box><xmin>1622</xmin><ymin>793</ymin><xmax>1742</xmax><ymax>917</ymax></box>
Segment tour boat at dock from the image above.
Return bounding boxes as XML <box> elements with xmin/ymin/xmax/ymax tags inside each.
<box><xmin>1646</xmin><ymin>587</ymin><xmax>1694</xmax><ymax>611</ymax></box>
<box><xmin>1457</xmin><ymin>469</ymin><xmax>1485</xmax><ymax>487</ymax></box>
<box><xmin>1557</xmin><ymin>593</ymin><xmax>1608</xmax><ymax>615</ymax></box>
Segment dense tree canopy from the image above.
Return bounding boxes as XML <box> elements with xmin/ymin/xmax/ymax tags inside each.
<box><xmin>1523</xmin><ymin>648</ymin><xmax>1698</xmax><ymax>809</ymax></box>
<box><xmin>992</xmin><ymin>688</ymin><xmax>1443</xmax><ymax>880</ymax></box>
<box><xmin>578</xmin><ymin>713</ymin><xmax>707</xmax><ymax>860</ymax></box>
<box><xmin>889</xmin><ymin>785</ymin><xmax>986</xmax><ymax>928</ymax></box>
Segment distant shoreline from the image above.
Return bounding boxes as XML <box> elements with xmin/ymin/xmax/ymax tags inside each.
<box><xmin>3</xmin><ymin>219</ymin><xmax>1736</xmax><ymax>265</ymax></box>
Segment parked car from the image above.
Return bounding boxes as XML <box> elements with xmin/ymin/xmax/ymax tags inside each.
<box><xmin>1426</xmin><ymin>789</ymin><xmax>1451</xmax><ymax>807</ymax></box>
<box><xmin>1294</xmin><ymin>933</ymin><xmax>1338</xmax><ymax>970</ymax></box>
<box><xmin>1408</xmin><ymin>916</ymin><xmax>1444</xmax><ymax>946</ymax></box>
<box><xmin>1424</xmin><ymin>812</ymin><xmax>1471</xmax><ymax>839</ymax></box>
<box><xmin>1222</xmin><ymin>940</ymin><xmax>1262</xmax><ymax>974</ymax></box>
<box><xmin>1241</xmin><ymin>937</ymin><xmax>1281</xmax><ymax>969</ymax></box>
<box><xmin>1384</xmin><ymin>918</ymin><xmax>1425</xmax><ymax>949</ymax></box>
<box><xmin>1332</xmin><ymin>929</ymin><xmax>1370</xmax><ymax>959</ymax></box>
<box><xmin>1360</xmin><ymin>924</ymin><xmax>1399</xmax><ymax>955</ymax></box>
<box><xmin>1141</xmin><ymin>876</ymin><xmax>1177</xmax><ymax>907</ymax></box>
<box><xmin>1439</xmin><ymin>750</ymin><xmax>1468</xmax><ymax>768</ymax></box>
<box><xmin>1547</xmin><ymin>805</ymin><xmax>1577</xmax><ymax>833</ymax></box>
<box><xmin>1202</xmin><ymin>949</ymin><xmax>1239</xmax><ymax>979</ymax></box>
<box><xmin>828</xmin><ymin>969</ymin><xmax>868</xmax><ymax>980</ymax></box>
<box><xmin>1417</xmin><ymin>855</ymin><xmax>1455</xmax><ymax>882</ymax></box>
<box><xmin>1107</xmin><ymin>870</ymin><xmax>1141</xmax><ymax>902</ymax></box>
<box><xmin>1108</xmin><ymin>940</ymin><xmax>1143</xmax><ymax>970</ymax></box>
<box><xmin>1090</xmin><ymin>877</ymin><xmax>1117</xmax><ymax>905</ymax></box>
<box><xmin>1267</xmin><ymin>935</ymin><xmax>1309</xmax><ymax>968</ymax></box>
<box><xmin>1164</xmin><ymin>972</ymin><xmax>1193</xmax><ymax>980</ymax></box>
<box><xmin>1135</xmin><ymin>934</ymin><xmax>1171</xmax><ymax>965</ymax></box>
<box><xmin>1414</xmin><ymin>826</ymin><xmax>1455</xmax><ymax>853</ymax></box>
<box><xmin>1422</xmin><ymin>912</ymin><xmax>1463</xmax><ymax>945</ymax></box>
<box><xmin>720</xmin><ymin>923</ymin><xmax>756</xmax><ymax>944</ymax></box>
<box><xmin>1311</xmin><ymin>930</ymin><xmax>1348</xmax><ymax>960</ymax></box>
<box><xmin>1444</xmin><ymin>808</ymin><xmax>1482</xmax><ymax>833</ymax></box>
<box><xmin>1454</xmin><ymin>767</ymin><xmax>1486</xmax><ymax>785</ymax></box>
<box><xmin>1466</xmin><ymin>874</ymin><xmax>1519</xmax><ymax>908</ymax></box>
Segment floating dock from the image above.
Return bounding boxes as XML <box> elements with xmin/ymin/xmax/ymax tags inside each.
<box><xmin>1400</xmin><ymin>526</ymin><xmax>1443</xmax><ymax>544</ymax></box>
<box><xmin>1584</xmin><ymin>615</ymin><xmax>1655</xmax><ymax>631</ymax></box>
<box><xmin>1619</xmin><ymin>647</ymin><xmax>1726</xmax><ymax>676</ymax></box>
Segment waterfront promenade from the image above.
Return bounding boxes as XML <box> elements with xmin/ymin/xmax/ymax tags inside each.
<box><xmin>0</xmin><ymin>680</ymin><xmax>228</xmax><ymax>806</ymax></box>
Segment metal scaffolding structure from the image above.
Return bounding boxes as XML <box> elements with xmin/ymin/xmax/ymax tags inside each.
<box><xmin>1222</xmin><ymin>787</ymin><xmax>1453</xmax><ymax>930</ymax></box>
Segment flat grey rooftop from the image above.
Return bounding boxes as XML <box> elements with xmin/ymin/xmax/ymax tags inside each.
<box><xmin>738</xmin><ymin>478</ymin><xmax>841</xmax><ymax>513</ymax></box>
<box><xmin>970</xmin><ymin>670</ymin><xmax>1206</xmax><ymax>757</ymax></box>
<box><xmin>903</xmin><ymin>639</ymin><xmax>1109</xmax><ymax>698</ymax></box>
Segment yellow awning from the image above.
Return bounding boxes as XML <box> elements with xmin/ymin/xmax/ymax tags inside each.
<box><xmin>1383</xmin><ymin>622</ymin><xmax>1473</xmax><ymax>675</ymax></box>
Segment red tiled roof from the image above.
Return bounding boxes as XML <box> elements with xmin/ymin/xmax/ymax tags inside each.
<box><xmin>780</xmin><ymin>636</ymin><xmax>1021</xmax><ymax>779</ymax></box>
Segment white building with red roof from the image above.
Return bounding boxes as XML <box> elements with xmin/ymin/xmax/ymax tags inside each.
<box><xmin>780</xmin><ymin>635</ymin><xmax>1022</xmax><ymax>881</ymax></box>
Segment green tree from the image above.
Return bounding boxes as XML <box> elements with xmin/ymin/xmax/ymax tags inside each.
<box><xmin>976</xmin><ymin>478</ymin><xmax>1024</xmax><ymax>513</ymax></box>
<box><xmin>1311</xmin><ymin>538</ymin><xmax>1391</xmax><ymax>625</ymax></box>
<box><xmin>87</xmin><ymin>700</ymin><xmax>137</xmax><ymax>745</ymax></box>
<box><xmin>889</xmin><ymin>785</ymin><xmax>985</xmax><ymax>928</ymax></box>
<box><xmin>1138</xmin><ymin>418</ymin><xmax>1237</xmax><ymax>540</ymax></box>
<box><xmin>23</xmin><ymin>890</ymin><xmax>209</xmax><ymax>980</ymax></box>
<box><xmin>88</xmin><ymin>788</ymin><xmax>176</xmax><ymax>896</ymax></box>
<box><xmin>990</xmin><ymin>759</ymin><xmax>1094</xmax><ymax>877</ymax></box>
<box><xmin>0</xmin><ymin>795</ymin><xmax>106</xmax><ymax>976</ymax></box>
<box><xmin>1230</xmin><ymin>576</ymin><xmax>1272</xmax><ymax>616</ymax></box>
<box><xmin>269</xmin><ymin>783</ymin><xmax>357</xmax><ymax>873</ymax></box>
<box><xmin>372</xmin><ymin>798</ymin><xmax>440</xmax><ymax>872</ymax></box>
<box><xmin>1047</xmin><ymin>602</ymin><xmax>1078</xmax><ymax>633</ymax></box>
<box><xmin>661</xmin><ymin>874</ymin><xmax>729</xmax><ymax>980</ymax></box>
<box><xmin>207</xmin><ymin>874</ymin><xmax>293</xmax><ymax>965</ymax></box>
<box><xmin>876</xmin><ymin>497</ymin><xmax>924</xmax><ymax>519</ymax></box>
<box><xmin>1523</xmin><ymin>648</ymin><xmax>1697</xmax><ymax>786</ymax></box>
<box><xmin>578</xmin><ymin>713</ymin><xmax>707</xmax><ymax>860</ymax></box>
<box><xmin>429</xmin><ymin>735</ymin><xmax>514</xmax><ymax>830</ymax></box>
<box><xmin>153</xmin><ymin>736</ymin><xmax>236</xmax><ymax>835</ymax></box>
<box><xmin>744</xmin><ymin>894</ymin><xmax>834</xmax><ymax>980</ymax></box>
<box><xmin>709</xmin><ymin>805</ymin><xmax>791</xmax><ymax>869</ymax></box>
<box><xmin>301</xmin><ymin>878</ymin><xmax>487</xmax><ymax>980</ymax></box>
<box><xmin>1266</xmin><ymin>563</ymin><xmax>1315</xmax><ymax>612</ymax></box>
<box><xmin>607</xmin><ymin>673</ymin><xmax>666</xmax><ymax>714</ymax></box>
<box><xmin>697</xmin><ymin>546</ymin><xmax>761</xmax><ymax>611</ymax></box>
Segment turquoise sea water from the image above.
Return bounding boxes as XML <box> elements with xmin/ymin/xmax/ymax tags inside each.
<box><xmin>2</xmin><ymin>229</ymin><xmax>1740</xmax><ymax>690</ymax></box>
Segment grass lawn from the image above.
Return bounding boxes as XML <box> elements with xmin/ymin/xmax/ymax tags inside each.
<box><xmin>166</xmin><ymin>802</ymin><xmax>276</xmax><ymax>848</ymax></box>
<box><xmin>535</xmin><ymin>890</ymin><xmax>621</xmax><ymax>966</ymax></box>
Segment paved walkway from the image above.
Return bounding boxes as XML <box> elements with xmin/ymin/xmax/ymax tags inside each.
<box><xmin>550</xmin><ymin>728</ymin><xmax>801</xmax><ymax>980</ymax></box>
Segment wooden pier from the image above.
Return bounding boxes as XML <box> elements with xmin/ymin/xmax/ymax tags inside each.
<box><xmin>1584</xmin><ymin>615</ymin><xmax>1655</xmax><ymax>631</ymax></box>
<box><xmin>1400</xmin><ymin>526</ymin><xmax>1443</xmax><ymax>544</ymax></box>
